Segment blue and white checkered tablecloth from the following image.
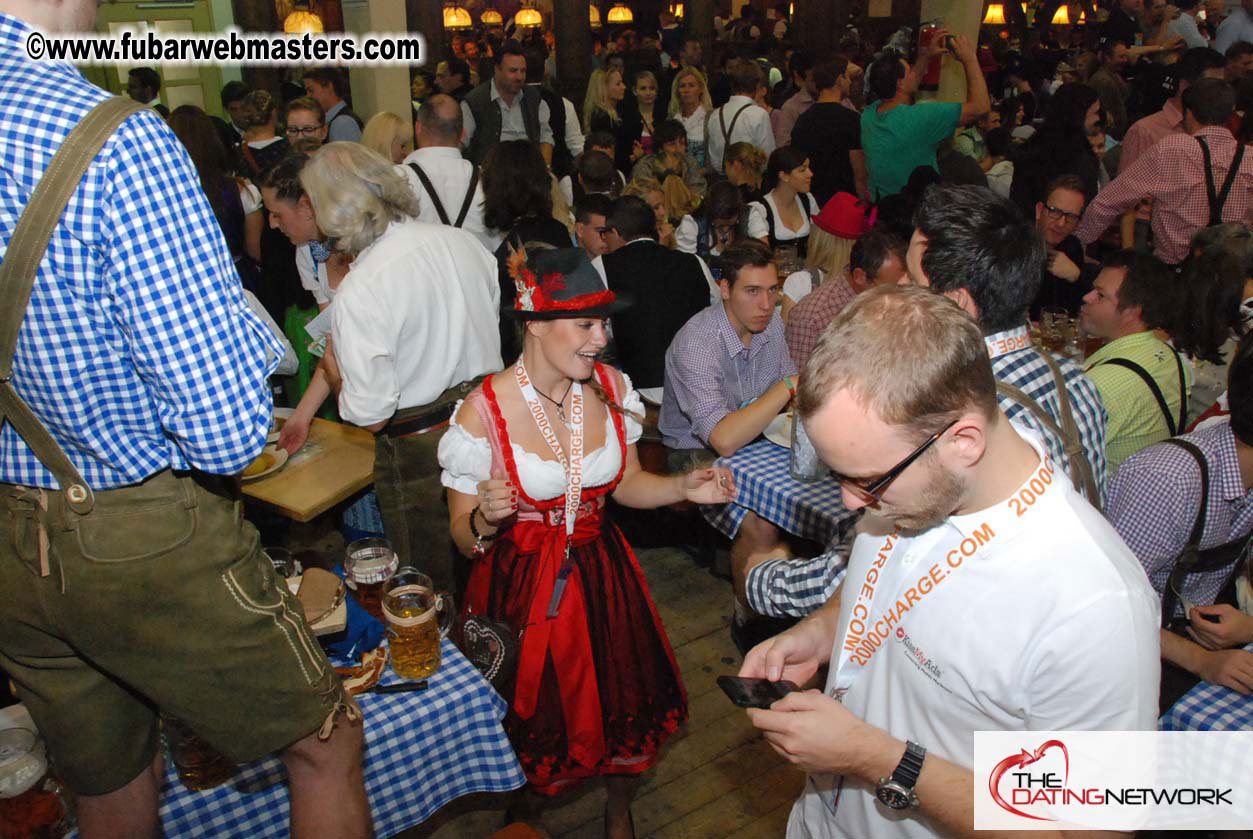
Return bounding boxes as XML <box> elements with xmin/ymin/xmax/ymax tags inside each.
<box><xmin>703</xmin><ymin>439</ymin><xmax>857</xmax><ymax>548</ymax></box>
<box><xmin>1160</xmin><ymin>643</ymin><xmax>1253</xmax><ymax>731</ymax></box>
<box><xmin>69</xmin><ymin>638</ymin><xmax>524</xmax><ymax>839</ymax></box>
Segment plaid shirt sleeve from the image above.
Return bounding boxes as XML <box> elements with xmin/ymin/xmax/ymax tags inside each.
<box><xmin>1076</xmin><ymin>142</ymin><xmax>1161</xmax><ymax>245</ymax></box>
<box><xmin>745</xmin><ymin>551</ymin><xmax>848</xmax><ymax>618</ymax></box>
<box><xmin>102</xmin><ymin>113</ymin><xmax>283</xmax><ymax>474</ymax></box>
<box><xmin>1107</xmin><ymin>445</ymin><xmax>1201</xmax><ymax>583</ymax></box>
<box><xmin>666</xmin><ymin>329</ymin><xmax>733</xmax><ymax>446</ymax></box>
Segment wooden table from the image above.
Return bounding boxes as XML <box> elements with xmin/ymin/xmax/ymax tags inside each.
<box><xmin>242</xmin><ymin>418</ymin><xmax>375</xmax><ymax>522</ymax></box>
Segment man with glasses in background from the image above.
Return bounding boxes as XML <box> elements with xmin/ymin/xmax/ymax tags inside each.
<box><xmin>1032</xmin><ymin>174</ymin><xmax>1092</xmax><ymax>318</ymax></box>
<box><xmin>738</xmin><ymin>284</ymin><xmax>1159</xmax><ymax>839</ymax></box>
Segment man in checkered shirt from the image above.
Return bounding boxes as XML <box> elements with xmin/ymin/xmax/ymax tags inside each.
<box><xmin>0</xmin><ymin>1</ymin><xmax>368</xmax><ymax>836</ymax></box>
<box><xmin>744</xmin><ymin>185</ymin><xmax>1109</xmax><ymax>619</ymax></box>
<box><xmin>1076</xmin><ymin>77</ymin><xmax>1253</xmax><ymax>265</ymax></box>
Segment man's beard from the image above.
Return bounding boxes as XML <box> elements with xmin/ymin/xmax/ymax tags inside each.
<box><xmin>874</xmin><ymin>458</ymin><xmax>964</xmax><ymax>532</ymax></box>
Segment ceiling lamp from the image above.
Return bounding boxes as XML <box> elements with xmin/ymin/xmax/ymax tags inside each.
<box><xmin>1077</xmin><ymin>9</ymin><xmax>1086</xmax><ymax>23</ymax></box>
<box><xmin>590</xmin><ymin>5</ymin><xmax>602</xmax><ymax>28</ymax></box>
<box><xmin>442</xmin><ymin>3</ymin><xmax>472</xmax><ymax>29</ymax></box>
<box><xmin>669</xmin><ymin>2</ymin><xmax>684</xmax><ymax>19</ymax></box>
<box><xmin>283</xmin><ymin>2</ymin><xmax>324</xmax><ymax>33</ymax></box>
<box><xmin>480</xmin><ymin>8</ymin><xmax>503</xmax><ymax>25</ymax></box>
<box><xmin>607</xmin><ymin>3</ymin><xmax>634</xmax><ymax>24</ymax></box>
<box><xmin>982</xmin><ymin>3</ymin><xmax>1006</xmax><ymax>24</ymax></box>
<box><xmin>1051</xmin><ymin>5</ymin><xmax>1070</xmax><ymax>24</ymax></box>
<box><xmin>515</xmin><ymin>4</ymin><xmax>543</xmax><ymax>28</ymax></box>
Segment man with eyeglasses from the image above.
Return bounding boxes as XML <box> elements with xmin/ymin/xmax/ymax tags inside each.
<box><xmin>1032</xmin><ymin>174</ymin><xmax>1091</xmax><ymax>319</ymax></box>
<box><xmin>738</xmin><ymin>284</ymin><xmax>1159</xmax><ymax>839</ymax></box>
<box><xmin>283</xmin><ymin>97</ymin><xmax>327</xmax><ymax>154</ymax></box>
<box><xmin>739</xmin><ymin>185</ymin><xmax>1109</xmax><ymax>622</ymax></box>
<box><xmin>573</xmin><ymin>193</ymin><xmax>613</xmax><ymax>261</ymax></box>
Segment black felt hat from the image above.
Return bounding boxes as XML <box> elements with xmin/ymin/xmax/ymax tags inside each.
<box><xmin>504</xmin><ymin>246</ymin><xmax>632</xmax><ymax>320</ymax></box>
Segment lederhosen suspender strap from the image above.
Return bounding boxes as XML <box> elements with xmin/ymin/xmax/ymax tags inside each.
<box><xmin>1196</xmin><ymin>135</ymin><xmax>1245</xmax><ymax>226</ymax></box>
<box><xmin>1097</xmin><ymin>352</ymin><xmax>1188</xmax><ymax>436</ymax></box>
<box><xmin>1158</xmin><ymin>439</ymin><xmax>1251</xmax><ymax>626</ymax></box>
<box><xmin>407</xmin><ymin>162</ymin><xmax>480</xmax><ymax>229</ymax></box>
<box><xmin>995</xmin><ymin>351</ymin><xmax>1102</xmax><ymax>507</ymax></box>
<box><xmin>0</xmin><ymin>97</ymin><xmax>145</xmax><ymax>514</ymax></box>
<box><xmin>718</xmin><ymin>102</ymin><xmax>752</xmax><ymax>149</ymax></box>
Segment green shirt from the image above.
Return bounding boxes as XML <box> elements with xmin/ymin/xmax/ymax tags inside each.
<box><xmin>1084</xmin><ymin>331</ymin><xmax>1192</xmax><ymax>472</ymax></box>
<box><xmin>860</xmin><ymin>100</ymin><xmax>962</xmax><ymax>200</ymax></box>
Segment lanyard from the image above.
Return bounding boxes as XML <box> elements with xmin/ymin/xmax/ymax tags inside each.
<box><xmin>515</xmin><ymin>360</ymin><xmax>584</xmax><ymax>617</ymax></box>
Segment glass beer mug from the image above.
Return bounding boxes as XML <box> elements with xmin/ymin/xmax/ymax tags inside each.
<box><xmin>345</xmin><ymin>537</ymin><xmax>399</xmax><ymax>622</ymax></box>
<box><xmin>0</xmin><ymin>729</ymin><xmax>72</xmax><ymax>839</ymax></box>
<box><xmin>382</xmin><ymin>568</ymin><xmax>454</xmax><ymax>680</ymax></box>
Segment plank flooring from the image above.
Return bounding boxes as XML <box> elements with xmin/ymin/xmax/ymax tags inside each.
<box><xmin>407</xmin><ymin>542</ymin><xmax>804</xmax><ymax>839</ymax></box>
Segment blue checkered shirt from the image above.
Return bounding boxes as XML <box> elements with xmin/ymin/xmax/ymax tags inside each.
<box><xmin>745</xmin><ymin>327</ymin><xmax>1110</xmax><ymax>618</ymax></box>
<box><xmin>0</xmin><ymin>14</ymin><xmax>283</xmax><ymax>489</ymax></box>
<box><xmin>1107</xmin><ymin>420</ymin><xmax>1253</xmax><ymax>615</ymax></box>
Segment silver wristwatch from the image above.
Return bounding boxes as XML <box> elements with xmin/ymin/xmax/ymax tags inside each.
<box><xmin>875</xmin><ymin>741</ymin><xmax>926</xmax><ymax>810</ymax></box>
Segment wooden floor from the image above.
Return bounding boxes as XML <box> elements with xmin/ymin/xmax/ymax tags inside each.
<box><xmin>405</xmin><ymin>540</ymin><xmax>805</xmax><ymax>839</ymax></box>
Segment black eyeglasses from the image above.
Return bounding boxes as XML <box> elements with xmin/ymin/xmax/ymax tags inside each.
<box><xmin>1044</xmin><ymin>203</ymin><xmax>1081</xmax><ymax>225</ymax></box>
<box><xmin>831</xmin><ymin>420</ymin><xmax>958</xmax><ymax>503</ymax></box>
<box><xmin>286</xmin><ymin>126</ymin><xmax>322</xmax><ymax>136</ymax></box>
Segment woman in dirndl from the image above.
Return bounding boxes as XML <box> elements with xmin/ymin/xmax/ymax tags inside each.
<box><xmin>438</xmin><ymin>247</ymin><xmax>735</xmax><ymax>839</ymax></box>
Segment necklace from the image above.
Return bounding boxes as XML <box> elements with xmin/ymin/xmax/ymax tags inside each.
<box><xmin>532</xmin><ymin>378</ymin><xmax>574</xmax><ymax>425</ymax></box>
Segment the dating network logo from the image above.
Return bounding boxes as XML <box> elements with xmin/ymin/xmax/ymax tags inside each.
<box><xmin>988</xmin><ymin>740</ymin><xmax>1070</xmax><ymax>821</ymax></box>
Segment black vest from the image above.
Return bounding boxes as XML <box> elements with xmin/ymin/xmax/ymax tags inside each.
<box><xmin>464</xmin><ymin>81</ymin><xmax>543</xmax><ymax>165</ymax></box>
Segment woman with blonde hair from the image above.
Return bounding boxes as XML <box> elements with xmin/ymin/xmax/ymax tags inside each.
<box><xmin>300</xmin><ymin>142</ymin><xmax>502</xmax><ymax>593</ymax></box>
<box><xmin>624</xmin><ymin>176</ymin><xmax>696</xmax><ymax>251</ymax></box>
<box><xmin>361</xmin><ymin>111</ymin><xmax>411</xmax><ymax>164</ymax></box>
<box><xmin>778</xmin><ymin>192</ymin><xmax>871</xmax><ymax>320</ymax></box>
<box><xmin>584</xmin><ymin>67</ymin><xmax>638</xmax><ymax>173</ymax></box>
<box><xmin>668</xmin><ymin>66</ymin><xmax>712</xmax><ymax>168</ymax></box>
<box><xmin>723</xmin><ymin>141</ymin><xmax>766</xmax><ymax>202</ymax></box>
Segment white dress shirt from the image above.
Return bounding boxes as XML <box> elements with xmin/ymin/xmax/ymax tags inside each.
<box><xmin>332</xmin><ymin>219</ymin><xmax>503</xmax><ymax>426</ymax></box>
<box><xmin>295</xmin><ymin>243</ymin><xmax>332</xmax><ymax>306</ymax></box>
<box><xmin>460</xmin><ymin>80</ymin><xmax>554</xmax><ymax>148</ymax></box>
<box><xmin>706</xmin><ymin>94</ymin><xmax>776</xmax><ymax>173</ymax></box>
<box><xmin>398</xmin><ymin>146</ymin><xmax>500</xmax><ymax>254</ymax></box>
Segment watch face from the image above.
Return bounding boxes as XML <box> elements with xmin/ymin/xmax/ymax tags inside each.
<box><xmin>876</xmin><ymin>784</ymin><xmax>911</xmax><ymax>810</ymax></box>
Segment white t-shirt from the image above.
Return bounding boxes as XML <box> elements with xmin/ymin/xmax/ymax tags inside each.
<box><xmin>747</xmin><ymin>191</ymin><xmax>816</xmax><ymax>244</ymax></box>
<box><xmin>332</xmin><ymin>219</ymin><xmax>503</xmax><ymax>426</ymax></box>
<box><xmin>239</xmin><ymin>181</ymin><xmax>262</xmax><ymax>215</ymax></box>
<box><xmin>674</xmin><ymin>105</ymin><xmax>708</xmax><ymax>147</ymax></box>
<box><xmin>674</xmin><ymin>214</ymin><xmax>699</xmax><ymax>253</ymax></box>
<box><xmin>782</xmin><ymin>269</ymin><xmax>818</xmax><ymax>304</ymax></box>
<box><xmin>788</xmin><ymin>427</ymin><xmax>1160</xmax><ymax>839</ymax></box>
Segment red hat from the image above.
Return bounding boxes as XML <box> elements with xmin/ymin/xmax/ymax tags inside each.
<box><xmin>811</xmin><ymin>192</ymin><xmax>875</xmax><ymax>239</ymax></box>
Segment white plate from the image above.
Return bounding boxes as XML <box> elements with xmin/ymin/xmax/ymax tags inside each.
<box><xmin>241</xmin><ymin>444</ymin><xmax>289</xmax><ymax>482</ymax></box>
<box><xmin>268</xmin><ymin>407</ymin><xmax>295</xmax><ymax>444</ymax></box>
<box><xmin>764</xmin><ymin>412</ymin><xmax>793</xmax><ymax>448</ymax></box>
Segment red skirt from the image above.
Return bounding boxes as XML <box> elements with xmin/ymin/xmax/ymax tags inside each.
<box><xmin>464</xmin><ymin>513</ymin><xmax>687</xmax><ymax>795</ymax></box>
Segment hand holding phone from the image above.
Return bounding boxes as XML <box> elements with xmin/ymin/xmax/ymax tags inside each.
<box><xmin>717</xmin><ymin>675</ymin><xmax>799</xmax><ymax>709</ymax></box>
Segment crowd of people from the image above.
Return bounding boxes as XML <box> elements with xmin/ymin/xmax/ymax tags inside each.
<box><xmin>5</xmin><ymin>0</ymin><xmax>1253</xmax><ymax>837</ymax></box>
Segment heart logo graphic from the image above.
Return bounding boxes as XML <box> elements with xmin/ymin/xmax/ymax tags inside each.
<box><xmin>988</xmin><ymin>740</ymin><xmax>1070</xmax><ymax>821</ymax></box>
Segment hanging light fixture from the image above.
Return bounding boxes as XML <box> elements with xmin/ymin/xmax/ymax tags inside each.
<box><xmin>669</xmin><ymin>1</ymin><xmax>684</xmax><ymax>19</ymax></box>
<box><xmin>1077</xmin><ymin>9</ymin><xmax>1086</xmax><ymax>23</ymax></box>
<box><xmin>607</xmin><ymin>3</ymin><xmax>634</xmax><ymax>24</ymax></box>
<box><xmin>1051</xmin><ymin>5</ymin><xmax>1070</xmax><ymax>24</ymax></box>
<box><xmin>982</xmin><ymin>3</ymin><xmax>1007</xmax><ymax>24</ymax></box>
<box><xmin>590</xmin><ymin>4</ymin><xmax>602</xmax><ymax>28</ymax></box>
<box><xmin>442</xmin><ymin>3</ymin><xmax>472</xmax><ymax>29</ymax></box>
<box><xmin>515</xmin><ymin>1</ymin><xmax>543</xmax><ymax>28</ymax></box>
<box><xmin>283</xmin><ymin>1</ymin><xmax>324</xmax><ymax>34</ymax></box>
<box><xmin>480</xmin><ymin>7</ymin><xmax>503</xmax><ymax>26</ymax></box>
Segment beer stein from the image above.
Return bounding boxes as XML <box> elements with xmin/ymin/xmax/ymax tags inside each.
<box><xmin>789</xmin><ymin>413</ymin><xmax>828</xmax><ymax>482</ymax></box>
<box><xmin>162</xmin><ymin>717</ymin><xmax>236</xmax><ymax>791</ymax></box>
<box><xmin>382</xmin><ymin>568</ymin><xmax>454</xmax><ymax>680</ymax></box>
<box><xmin>345</xmin><ymin>537</ymin><xmax>399</xmax><ymax>622</ymax></box>
<box><xmin>0</xmin><ymin>728</ymin><xmax>72</xmax><ymax>839</ymax></box>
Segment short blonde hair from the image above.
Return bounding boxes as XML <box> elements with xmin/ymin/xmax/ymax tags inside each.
<box><xmin>361</xmin><ymin>111</ymin><xmax>409</xmax><ymax>162</ymax></box>
<box><xmin>625</xmin><ymin>173</ymin><xmax>697</xmax><ymax>220</ymax></box>
<box><xmin>300</xmin><ymin>141</ymin><xmax>421</xmax><ymax>254</ymax></box>
<box><xmin>797</xmin><ymin>285</ymin><xmax>998</xmax><ymax>441</ymax></box>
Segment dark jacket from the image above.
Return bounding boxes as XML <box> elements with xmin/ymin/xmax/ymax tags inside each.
<box><xmin>464</xmin><ymin>81</ymin><xmax>544</xmax><ymax>165</ymax></box>
<box><xmin>603</xmin><ymin>240</ymin><xmax>710</xmax><ymax>389</ymax></box>
<box><xmin>531</xmin><ymin>83</ymin><xmax>573</xmax><ymax>179</ymax></box>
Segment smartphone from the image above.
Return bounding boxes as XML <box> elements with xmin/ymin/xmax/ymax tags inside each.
<box><xmin>717</xmin><ymin>675</ymin><xmax>799</xmax><ymax>709</ymax></box>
